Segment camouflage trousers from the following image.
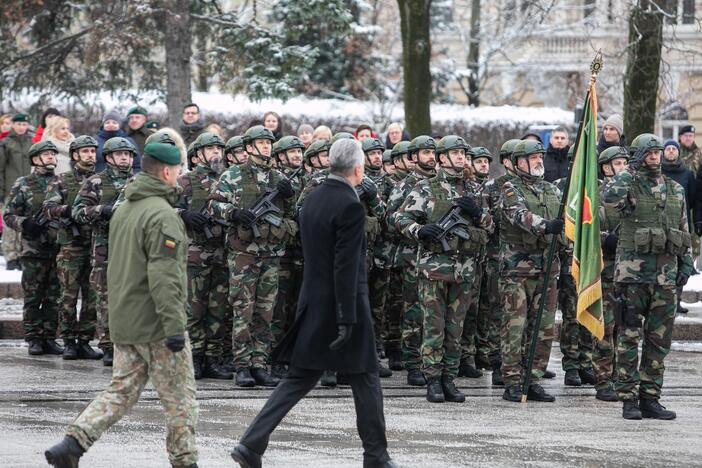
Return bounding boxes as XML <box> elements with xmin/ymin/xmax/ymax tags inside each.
<box><xmin>615</xmin><ymin>283</ymin><xmax>676</xmax><ymax>401</ymax></box>
<box><xmin>592</xmin><ymin>279</ymin><xmax>619</xmax><ymax>390</ymax></box>
<box><xmin>400</xmin><ymin>263</ymin><xmax>422</xmax><ymax>370</ymax></box>
<box><xmin>67</xmin><ymin>337</ymin><xmax>198</xmax><ymax>466</ymax></box>
<box><xmin>369</xmin><ymin>265</ymin><xmax>390</xmax><ymax>350</ymax></box>
<box><xmin>476</xmin><ymin>257</ymin><xmax>502</xmax><ymax>365</ymax></box>
<box><xmin>57</xmin><ymin>247</ymin><xmax>97</xmax><ymax>341</ymax></box>
<box><xmin>271</xmin><ymin>257</ymin><xmax>302</xmax><ymax>353</ymax></box>
<box><xmin>500</xmin><ymin>275</ymin><xmax>557</xmax><ymax>386</ymax></box>
<box><xmin>228</xmin><ymin>252</ymin><xmax>279</xmax><ymax>370</ymax></box>
<box><xmin>418</xmin><ymin>276</ymin><xmax>473</xmax><ymax>379</ymax></box>
<box><xmin>187</xmin><ymin>264</ymin><xmax>230</xmax><ymax>358</ymax></box>
<box><xmin>558</xmin><ymin>274</ymin><xmax>594</xmax><ymax>371</ymax></box>
<box><xmin>89</xmin><ymin>263</ymin><xmax>111</xmax><ymax>351</ymax></box>
<box><xmin>459</xmin><ymin>266</ymin><xmax>482</xmax><ymax>364</ymax></box>
<box><xmin>21</xmin><ymin>256</ymin><xmax>61</xmax><ymax>341</ymax></box>
<box><xmin>370</xmin><ymin>266</ymin><xmax>404</xmax><ymax>354</ymax></box>
<box><xmin>2</xmin><ymin>223</ymin><xmax>22</xmax><ymax>262</ymax></box>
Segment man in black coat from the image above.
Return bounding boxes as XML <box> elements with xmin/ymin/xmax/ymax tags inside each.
<box><xmin>231</xmin><ymin>138</ymin><xmax>396</xmax><ymax>468</ymax></box>
<box><xmin>543</xmin><ymin>126</ymin><xmax>571</xmax><ymax>183</ymax></box>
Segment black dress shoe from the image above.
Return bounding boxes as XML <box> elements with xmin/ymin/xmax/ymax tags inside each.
<box><xmin>77</xmin><ymin>340</ymin><xmax>103</xmax><ymax>360</ymax></box>
<box><xmin>543</xmin><ymin>369</ymin><xmax>556</xmax><ymax>379</ymax></box>
<box><xmin>426</xmin><ymin>378</ymin><xmax>445</xmax><ymax>403</ymax></box>
<box><xmin>270</xmin><ymin>363</ymin><xmax>288</xmax><ymax>379</ymax></box>
<box><xmin>564</xmin><ymin>369</ymin><xmax>582</xmax><ymax>386</ymax></box>
<box><xmin>102</xmin><ymin>348</ymin><xmax>113</xmax><ymax>367</ymax></box>
<box><xmin>640</xmin><ymin>398</ymin><xmax>676</xmax><ymax>420</ymax></box>
<box><xmin>250</xmin><ymin>367</ymin><xmax>279</xmax><ymax>387</ymax></box>
<box><xmin>45</xmin><ymin>435</ymin><xmax>84</xmax><ymax>467</ymax></box>
<box><xmin>378</xmin><ymin>361</ymin><xmax>393</xmax><ymax>378</ymax></box>
<box><xmin>622</xmin><ymin>399</ymin><xmax>642</xmax><ymax>420</ymax></box>
<box><xmin>43</xmin><ymin>339</ymin><xmax>64</xmax><ymax>355</ymax></box>
<box><xmin>578</xmin><ymin>367</ymin><xmax>596</xmax><ymax>385</ymax></box>
<box><xmin>595</xmin><ymin>387</ymin><xmax>618</xmax><ymax>402</ymax></box>
<box><xmin>406</xmin><ymin>368</ymin><xmax>426</xmax><ymax>386</ymax></box>
<box><xmin>62</xmin><ymin>339</ymin><xmax>79</xmax><ymax>360</ymax></box>
<box><xmin>230</xmin><ymin>443</ymin><xmax>262</xmax><ymax>468</ymax></box>
<box><xmin>28</xmin><ymin>339</ymin><xmax>44</xmax><ymax>355</ymax></box>
<box><xmin>235</xmin><ymin>368</ymin><xmax>256</xmax><ymax>387</ymax></box>
<box><xmin>203</xmin><ymin>357</ymin><xmax>233</xmax><ymax>380</ymax></box>
<box><xmin>502</xmin><ymin>384</ymin><xmax>521</xmax><ymax>402</ymax></box>
<box><xmin>320</xmin><ymin>370</ymin><xmax>337</xmax><ymax>387</ymax></box>
<box><xmin>441</xmin><ymin>375</ymin><xmax>465</xmax><ymax>403</ymax></box>
<box><xmin>527</xmin><ymin>384</ymin><xmax>555</xmax><ymax>402</ymax></box>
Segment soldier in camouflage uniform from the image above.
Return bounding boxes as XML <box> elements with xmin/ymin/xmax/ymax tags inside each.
<box><xmin>296</xmin><ymin>139</ymin><xmax>331</xmax><ymax>209</ymax></box>
<box><xmin>73</xmin><ymin>137</ymin><xmax>135</xmax><ymax>366</ymax></box>
<box><xmin>592</xmin><ymin>146</ymin><xmax>629</xmax><ymax>402</ymax></box>
<box><xmin>602</xmin><ymin>134</ymin><xmax>692</xmax><ymax>420</ymax></box>
<box><xmin>225</xmin><ymin>135</ymin><xmax>248</xmax><ymax>167</ymax></box>
<box><xmin>387</xmin><ymin>137</ymin><xmax>436</xmax><ymax>386</ymax></box>
<box><xmin>3</xmin><ymin>141</ymin><xmax>62</xmax><ymax>356</ymax></box>
<box><xmin>175</xmin><ymin>132</ymin><xmax>233</xmax><ymax>380</ymax></box>
<box><xmin>396</xmin><ymin>135</ymin><xmax>494</xmax><ymax>403</ymax></box>
<box><xmin>209</xmin><ymin>125</ymin><xmax>297</xmax><ymax>388</ymax></box>
<box><xmin>499</xmin><ymin>139</ymin><xmax>564</xmax><ymax>403</ymax></box>
<box><xmin>42</xmin><ymin>136</ymin><xmax>102</xmax><ymax>360</ymax></box>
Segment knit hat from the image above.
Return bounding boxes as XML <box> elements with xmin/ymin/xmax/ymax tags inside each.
<box><xmin>603</xmin><ymin>114</ymin><xmax>624</xmax><ymax>137</ymax></box>
<box><xmin>144</xmin><ymin>142</ymin><xmax>181</xmax><ymax>165</ymax></box>
<box><xmin>102</xmin><ymin>110</ymin><xmax>122</xmax><ymax>125</ymax></box>
<box><xmin>664</xmin><ymin>139</ymin><xmax>680</xmax><ymax>151</ymax></box>
<box><xmin>679</xmin><ymin>124</ymin><xmax>695</xmax><ymax>136</ymax></box>
<box><xmin>127</xmin><ymin>106</ymin><xmax>148</xmax><ymax>117</ymax></box>
<box><xmin>297</xmin><ymin>123</ymin><xmax>313</xmax><ymax>135</ymax></box>
<box><xmin>11</xmin><ymin>113</ymin><xmax>30</xmax><ymax>122</ymax></box>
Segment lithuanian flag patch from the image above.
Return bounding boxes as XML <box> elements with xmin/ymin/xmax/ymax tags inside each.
<box><xmin>164</xmin><ymin>239</ymin><xmax>176</xmax><ymax>249</ymax></box>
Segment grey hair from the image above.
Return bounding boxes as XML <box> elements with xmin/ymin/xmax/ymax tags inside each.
<box><xmin>386</xmin><ymin>122</ymin><xmax>403</xmax><ymax>132</ymax></box>
<box><xmin>329</xmin><ymin>138</ymin><xmax>364</xmax><ymax>176</ymax></box>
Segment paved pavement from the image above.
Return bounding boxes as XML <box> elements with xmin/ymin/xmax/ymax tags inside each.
<box><xmin>1</xmin><ymin>340</ymin><xmax>701</xmax><ymax>467</ymax></box>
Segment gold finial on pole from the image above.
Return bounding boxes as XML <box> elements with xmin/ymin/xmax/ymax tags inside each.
<box><xmin>590</xmin><ymin>49</ymin><xmax>603</xmax><ymax>83</ymax></box>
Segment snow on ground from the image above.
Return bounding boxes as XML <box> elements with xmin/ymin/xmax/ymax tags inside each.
<box><xmin>684</xmin><ymin>273</ymin><xmax>702</xmax><ymax>292</ymax></box>
<box><xmin>0</xmin><ymin>257</ymin><xmax>22</xmax><ymax>283</ymax></box>
<box><xmin>671</xmin><ymin>341</ymin><xmax>702</xmax><ymax>352</ymax></box>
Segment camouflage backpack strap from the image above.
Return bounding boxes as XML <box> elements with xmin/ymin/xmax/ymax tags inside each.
<box><xmin>188</xmin><ymin>171</ymin><xmax>209</xmax><ymax>212</ymax></box>
<box><xmin>26</xmin><ymin>173</ymin><xmax>47</xmax><ymax>217</ymax></box>
<box><xmin>98</xmin><ymin>171</ymin><xmax>119</xmax><ymax>204</ymax></box>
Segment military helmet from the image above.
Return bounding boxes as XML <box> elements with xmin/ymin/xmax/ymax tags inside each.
<box><xmin>186</xmin><ymin>140</ymin><xmax>197</xmax><ymax>160</ymax></box>
<box><xmin>225</xmin><ymin>135</ymin><xmax>244</xmax><ymax>154</ymax></box>
<box><xmin>436</xmin><ymin>135</ymin><xmax>471</xmax><ymax>158</ymax></box>
<box><xmin>499</xmin><ymin>139</ymin><xmax>521</xmax><ymax>161</ymax></box>
<box><xmin>629</xmin><ymin>133</ymin><xmax>664</xmax><ymax>155</ymax></box>
<box><xmin>145</xmin><ymin>131</ymin><xmax>176</xmax><ymax>146</ymax></box>
<box><xmin>28</xmin><ymin>140</ymin><xmax>59</xmax><ymax>160</ymax></box>
<box><xmin>471</xmin><ymin>146</ymin><xmax>493</xmax><ymax>163</ymax></box>
<box><xmin>271</xmin><ymin>139</ymin><xmax>282</xmax><ymax>156</ymax></box>
<box><xmin>407</xmin><ymin>135</ymin><xmax>436</xmax><ymax>154</ymax></box>
<box><xmin>331</xmin><ymin>132</ymin><xmax>354</xmax><ymax>143</ymax></box>
<box><xmin>361</xmin><ymin>137</ymin><xmax>385</xmax><ymax>153</ymax></box>
<box><xmin>193</xmin><ymin>132</ymin><xmax>225</xmax><ymax>153</ymax></box>
<box><xmin>304</xmin><ymin>139</ymin><xmax>331</xmax><ymax>162</ymax></box>
<box><xmin>242</xmin><ymin>125</ymin><xmax>275</xmax><ymax>143</ymax></box>
<box><xmin>511</xmin><ymin>139</ymin><xmax>545</xmax><ymax>161</ymax></box>
<box><xmin>390</xmin><ymin>141</ymin><xmax>410</xmax><ymax>160</ymax></box>
<box><xmin>103</xmin><ymin>137</ymin><xmax>137</xmax><ymax>156</ymax></box>
<box><xmin>276</xmin><ymin>135</ymin><xmax>305</xmax><ymax>153</ymax></box>
<box><xmin>382</xmin><ymin>149</ymin><xmax>392</xmax><ymax>164</ymax></box>
<box><xmin>599</xmin><ymin>146</ymin><xmax>629</xmax><ymax>165</ymax></box>
<box><xmin>68</xmin><ymin>135</ymin><xmax>98</xmax><ymax>157</ymax></box>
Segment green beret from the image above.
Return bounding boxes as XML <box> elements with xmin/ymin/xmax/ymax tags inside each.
<box><xmin>12</xmin><ymin>113</ymin><xmax>30</xmax><ymax>123</ymax></box>
<box><xmin>145</xmin><ymin>120</ymin><xmax>160</xmax><ymax>130</ymax></box>
<box><xmin>127</xmin><ymin>106</ymin><xmax>148</xmax><ymax>117</ymax></box>
<box><xmin>144</xmin><ymin>142</ymin><xmax>181</xmax><ymax>165</ymax></box>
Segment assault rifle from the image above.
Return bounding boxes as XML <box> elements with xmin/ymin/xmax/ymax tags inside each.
<box><xmin>33</xmin><ymin>212</ymin><xmax>60</xmax><ymax>243</ymax></box>
<box><xmin>246</xmin><ymin>167</ymin><xmax>301</xmax><ymax>238</ymax></box>
<box><xmin>60</xmin><ymin>216</ymin><xmax>81</xmax><ymax>238</ymax></box>
<box><xmin>433</xmin><ymin>205</ymin><xmax>472</xmax><ymax>252</ymax></box>
<box><xmin>199</xmin><ymin>204</ymin><xmax>231</xmax><ymax>240</ymax></box>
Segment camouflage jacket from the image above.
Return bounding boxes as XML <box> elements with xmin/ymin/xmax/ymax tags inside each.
<box><xmin>500</xmin><ymin>174</ymin><xmax>562</xmax><ymax>277</ymax></box>
<box><xmin>296</xmin><ymin>168</ymin><xmax>329</xmax><ymax>214</ymax></box>
<box><xmin>209</xmin><ymin>158</ymin><xmax>296</xmax><ymax>257</ymax></box>
<box><xmin>42</xmin><ymin>165</ymin><xmax>95</xmax><ymax>250</ymax></box>
<box><xmin>476</xmin><ymin>173</ymin><xmax>502</xmax><ymax>260</ymax></box>
<box><xmin>681</xmin><ymin>142</ymin><xmax>702</xmax><ymax>174</ymax></box>
<box><xmin>373</xmin><ymin>168</ymin><xmax>407</xmax><ymax>268</ymax></box>
<box><xmin>602</xmin><ymin>169</ymin><xmax>693</xmax><ymax>285</ymax></box>
<box><xmin>278</xmin><ymin>165</ymin><xmax>305</xmax><ymax>261</ymax></box>
<box><xmin>72</xmin><ymin>164</ymin><xmax>132</xmax><ymax>266</ymax></box>
<box><xmin>175</xmin><ymin>164</ymin><xmax>226</xmax><ymax>267</ymax></box>
<box><xmin>357</xmin><ymin>174</ymin><xmax>386</xmax><ymax>253</ymax></box>
<box><xmin>3</xmin><ymin>169</ymin><xmax>59</xmax><ymax>258</ymax></box>
<box><xmin>366</xmin><ymin>166</ymin><xmax>395</xmax><ymax>202</ymax></box>
<box><xmin>598</xmin><ymin>177</ymin><xmax>620</xmax><ymax>282</ymax></box>
<box><xmin>395</xmin><ymin>168</ymin><xmax>494</xmax><ymax>282</ymax></box>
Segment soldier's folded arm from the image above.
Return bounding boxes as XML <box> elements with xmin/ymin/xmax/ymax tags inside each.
<box><xmin>72</xmin><ymin>182</ymin><xmax>104</xmax><ymax>224</ymax></box>
<box><xmin>42</xmin><ymin>181</ymin><xmax>66</xmax><ymax>219</ymax></box>
<box><xmin>3</xmin><ymin>181</ymin><xmax>27</xmax><ymax>231</ymax></box>
<box><xmin>601</xmin><ymin>169</ymin><xmax>634</xmax><ymax>210</ymax></box>
<box><xmin>395</xmin><ymin>189</ymin><xmax>426</xmax><ymax>242</ymax></box>
<box><xmin>501</xmin><ymin>181</ymin><xmax>548</xmax><ymax>237</ymax></box>
<box><xmin>207</xmin><ymin>170</ymin><xmax>240</xmax><ymax>221</ymax></box>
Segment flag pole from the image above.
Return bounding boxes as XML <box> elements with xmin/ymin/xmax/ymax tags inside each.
<box><xmin>520</xmin><ymin>51</ymin><xmax>603</xmax><ymax>403</ymax></box>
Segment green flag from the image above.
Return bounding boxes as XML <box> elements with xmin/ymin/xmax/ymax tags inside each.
<box><xmin>564</xmin><ymin>82</ymin><xmax>604</xmax><ymax>340</ymax></box>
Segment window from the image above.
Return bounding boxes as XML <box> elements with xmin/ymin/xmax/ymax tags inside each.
<box><xmin>431</xmin><ymin>0</ymin><xmax>454</xmax><ymax>31</ymax></box>
<box><xmin>683</xmin><ymin>0</ymin><xmax>695</xmax><ymax>24</ymax></box>
<box><xmin>584</xmin><ymin>0</ymin><xmax>596</xmax><ymax>18</ymax></box>
<box><xmin>661</xmin><ymin>0</ymin><xmax>696</xmax><ymax>25</ymax></box>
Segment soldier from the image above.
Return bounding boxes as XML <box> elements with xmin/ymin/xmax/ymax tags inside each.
<box><xmin>500</xmin><ymin>139</ymin><xmax>563</xmax><ymax>403</ymax></box>
<box><xmin>209</xmin><ymin>125</ymin><xmax>296</xmax><ymax>388</ymax></box>
<box><xmin>382</xmin><ymin>149</ymin><xmax>395</xmax><ymax>176</ymax></box>
<box><xmin>225</xmin><ymin>135</ymin><xmax>248</xmax><ymax>167</ymax></box>
<box><xmin>42</xmin><ymin>136</ymin><xmax>102</xmax><ymax>360</ymax></box>
<box><xmin>387</xmin><ymin>136</ymin><xmax>436</xmax><ymax>386</ymax></box>
<box><xmin>396</xmin><ymin>135</ymin><xmax>493</xmax><ymax>403</ymax></box>
<box><xmin>45</xmin><ymin>142</ymin><xmax>198</xmax><ymax>468</ymax></box>
<box><xmin>592</xmin><ymin>146</ymin><xmax>629</xmax><ymax>402</ymax></box>
<box><xmin>176</xmin><ymin>132</ymin><xmax>232</xmax><ymax>380</ymax></box>
<box><xmin>298</xmin><ymin>139</ymin><xmax>331</xmax><ymax>194</ymax></box>
<box><xmin>73</xmin><ymin>137</ymin><xmax>135</xmax><ymax>366</ymax></box>
<box><xmin>3</xmin><ymin>141</ymin><xmax>62</xmax><ymax>356</ymax></box>
<box><xmin>602</xmin><ymin>134</ymin><xmax>692</xmax><ymax>420</ymax></box>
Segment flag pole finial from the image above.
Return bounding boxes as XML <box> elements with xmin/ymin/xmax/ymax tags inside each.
<box><xmin>590</xmin><ymin>50</ymin><xmax>603</xmax><ymax>83</ymax></box>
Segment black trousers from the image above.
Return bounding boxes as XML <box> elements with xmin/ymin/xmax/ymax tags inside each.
<box><xmin>240</xmin><ymin>366</ymin><xmax>390</xmax><ymax>467</ymax></box>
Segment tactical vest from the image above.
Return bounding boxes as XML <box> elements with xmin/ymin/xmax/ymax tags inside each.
<box><xmin>58</xmin><ymin>171</ymin><xmax>91</xmax><ymax>245</ymax></box>
<box><xmin>235</xmin><ymin>161</ymin><xmax>287</xmax><ymax>243</ymax></box>
<box><xmin>187</xmin><ymin>171</ymin><xmax>209</xmax><ymax>212</ymax></box>
<box><xmin>98</xmin><ymin>171</ymin><xmax>119</xmax><ymax>205</ymax></box>
<box><xmin>618</xmin><ymin>177</ymin><xmax>689</xmax><ymax>256</ymax></box>
<box><xmin>425</xmin><ymin>177</ymin><xmax>487</xmax><ymax>255</ymax></box>
<box><xmin>26</xmin><ymin>173</ymin><xmax>48</xmax><ymax>217</ymax></box>
<box><xmin>500</xmin><ymin>178</ymin><xmax>563</xmax><ymax>251</ymax></box>
<box><xmin>599</xmin><ymin>184</ymin><xmax>622</xmax><ymax>262</ymax></box>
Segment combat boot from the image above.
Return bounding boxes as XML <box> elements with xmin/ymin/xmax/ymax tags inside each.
<box><xmin>441</xmin><ymin>375</ymin><xmax>465</xmax><ymax>403</ymax></box>
<box><xmin>45</xmin><ymin>435</ymin><xmax>84</xmax><ymax>468</ymax></box>
<box><xmin>377</xmin><ymin>360</ymin><xmax>393</xmax><ymax>378</ymax></box>
<box><xmin>578</xmin><ymin>367</ymin><xmax>596</xmax><ymax>385</ymax></box>
<box><xmin>235</xmin><ymin>368</ymin><xmax>255</xmax><ymax>387</ymax></box>
<box><xmin>458</xmin><ymin>356</ymin><xmax>482</xmax><ymax>378</ymax></box>
<box><xmin>406</xmin><ymin>368</ymin><xmax>426</xmax><ymax>386</ymax></box>
<box><xmin>564</xmin><ymin>369</ymin><xmax>582</xmax><ymax>386</ymax></box>
<box><xmin>490</xmin><ymin>361</ymin><xmax>504</xmax><ymax>386</ymax></box>
<box><xmin>320</xmin><ymin>370</ymin><xmax>337</xmax><ymax>387</ymax></box>
<box><xmin>203</xmin><ymin>356</ymin><xmax>233</xmax><ymax>380</ymax></box>
<box><xmin>387</xmin><ymin>348</ymin><xmax>403</xmax><ymax>371</ymax></box>
<box><xmin>62</xmin><ymin>339</ymin><xmax>79</xmax><ymax>360</ymax></box>
<box><xmin>271</xmin><ymin>363</ymin><xmax>288</xmax><ymax>379</ymax></box>
<box><xmin>622</xmin><ymin>399</ymin><xmax>642</xmax><ymax>420</ymax></box>
<box><xmin>28</xmin><ymin>339</ymin><xmax>44</xmax><ymax>355</ymax></box>
<box><xmin>475</xmin><ymin>354</ymin><xmax>491</xmax><ymax>370</ymax></box>
<box><xmin>640</xmin><ymin>398</ymin><xmax>676</xmax><ymax>420</ymax></box>
<box><xmin>6</xmin><ymin>259</ymin><xmax>21</xmax><ymax>270</ymax></box>
<box><xmin>527</xmin><ymin>383</ymin><xmax>555</xmax><ymax>402</ymax></box>
<box><xmin>426</xmin><ymin>377</ymin><xmax>445</xmax><ymax>403</ymax></box>
<box><xmin>251</xmin><ymin>367</ymin><xmax>279</xmax><ymax>387</ymax></box>
<box><xmin>77</xmin><ymin>340</ymin><xmax>103</xmax><ymax>360</ymax></box>
<box><xmin>595</xmin><ymin>387</ymin><xmax>618</xmax><ymax>402</ymax></box>
<box><xmin>543</xmin><ymin>369</ymin><xmax>556</xmax><ymax>379</ymax></box>
<box><xmin>192</xmin><ymin>355</ymin><xmax>204</xmax><ymax>380</ymax></box>
<box><xmin>102</xmin><ymin>348</ymin><xmax>113</xmax><ymax>367</ymax></box>
<box><xmin>43</xmin><ymin>338</ymin><xmax>65</xmax><ymax>355</ymax></box>
<box><xmin>502</xmin><ymin>384</ymin><xmax>521</xmax><ymax>402</ymax></box>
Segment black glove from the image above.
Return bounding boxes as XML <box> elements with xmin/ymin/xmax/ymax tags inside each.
<box><xmin>165</xmin><ymin>334</ymin><xmax>186</xmax><ymax>353</ymax></box>
<box><xmin>544</xmin><ymin>218</ymin><xmax>564</xmax><ymax>235</ymax></box>
<box><xmin>418</xmin><ymin>223</ymin><xmax>442</xmax><ymax>241</ymax></box>
<box><xmin>358</xmin><ymin>179</ymin><xmax>378</xmax><ymax>201</ymax></box>
<box><xmin>455</xmin><ymin>196</ymin><xmax>482</xmax><ymax>219</ymax></box>
<box><xmin>100</xmin><ymin>204</ymin><xmax>113</xmax><ymax>220</ymax></box>
<box><xmin>230</xmin><ymin>208</ymin><xmax>256</xmax><ymax>225</ymax></box>
<box><xmin>180</xmin><ymin>210</ymin><xmax>208</xmax><ymax>232</ymax></box>
<box><xmin>329</xmin><ymin>324</ymin><xmax>353</xmax><ymax>351</ymax></box>
<box><xmin>695</xmin><ymin>222</ymin><xmax>702</xmax><ymax>237</ymax></box>
<box><xmin>627</xmin><ymin>147</ymin><xmax>646</xmax><ymax>172</ymax></box>
<box><xmin>276</xmin><ymin>178</ymin><xmax>295</xmax><ymax>199</ymax></box>
<box><xmin>61</xmin><ymin>205</ymin><xmax>73</xmax><ymax>219</ymax></box>
<box><xmin>603</xmin><ymin>233</ymin><xmax>618</xmax><ymax>254</ymax></box>
<box><xmin>21</xmin><ymin>218</ymin><xmax>43</xmax><ymax>240</ymax></box>
<box><xmin>676</xmin><ymin>271</ymin><xmax>690</xmax><ymax>287</ymax></box>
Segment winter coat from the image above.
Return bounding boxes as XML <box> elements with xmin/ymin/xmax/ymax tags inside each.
<box><xmin>544</xmin><ymin>145</ymin><xmax>570</xmax><ymax>183</ymax></box>
<box><xmin>42</xmin><ymin>134</ymin><xmax>74</xmax><ymax>175</ymax></box>
<box><xmin>596</xmin><ymin>134</ymin><xmax>627</xmax><ymax>155</ymax></box>
<box><xmin>125</xmin><ymin>125</ymin><xmax>153</xmax><ymax>158</ymax></box>
<box><xmin>96</xmin><ymin>127</ymin><xmax>140</xmax><ymax>173</ymax></box>
<box><xmin>662</xmin><ymin>156</ymin><xmax>696</xmax><ymax>225</ymax></box>
<box><xmin>107</xmin><ymin>172</ymin><xmax>187</xmax><ymax>344</ymax></box>
<box><xmin>0</xmin><ymin>130</ymin><xmax>33</xmax><ymax>200</ymax></box>
<box><xmin>179</xmin><ymin>120</ymin><xmax>206</xmax><ymax>147</ymax></box>
<box><xmin>32</xmin><ymin>124</ymin><xmax>44</xmax><ymax>143</ymax></box>
<box><xmin>384</xmin><ymin>130</ymin><xmax>411</xmax><ymax>150</ymax></box>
